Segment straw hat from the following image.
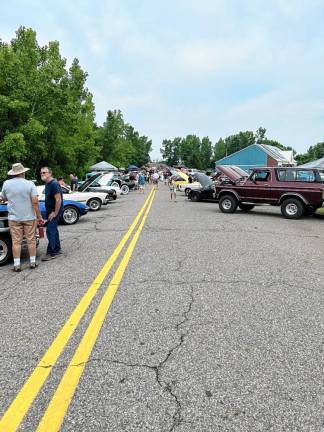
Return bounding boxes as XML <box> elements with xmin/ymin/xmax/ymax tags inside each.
<box><xmin>8</xmin><ymin>163</ymin><xmax>30</xmax><ymax>176</ymax></box>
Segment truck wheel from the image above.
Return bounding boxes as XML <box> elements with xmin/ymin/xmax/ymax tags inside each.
<box><xmin>87</xmin><ymin>198</ymin><xmax>102</xmax><ymax>211</ymax></box>
<box><xmin>185</xmin><ymin>188</ymin><xmax>191</xmax><ymax>196</ymax></box>
<box><xmin>219</xmin><ymin>195</ymin><xmax>238</xmax><ymax>213</ymax></box>
<box><xmin>239</xmin><ymin>204</ymin><xmax>254</xmax><ymax>212</ymax></box>
<box><xmin>0</xmin><ymin>235</ymin><xmax>12</xmax><ymax>266</ymax></box>
<box><xmin>281</xmin><ymin>198</ymin><xmax>304</xmax><ymax>219</ymax></box>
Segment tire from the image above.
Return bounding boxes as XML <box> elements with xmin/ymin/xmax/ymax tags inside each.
<box><xmin>112</xmin><ymin>192</ymin><xmax>117</xmax><ymax>200</ymax></box>
<box><xmin>191</xmin><ymin>192</ymin><xmax>200</xmax><ymax>202</ymax></box>
<box><xmin>111</xmin><ymin>181</ymin><xmax>120</xmax><ymax>188</ymax></box>
<box><xmin>219</xmin><ymin>194</ymin><xmax>238</xmax><ymax>213</ymax></box>
<box><xmin>239</xmin><ymin>203</ymin><xmax>255</xmax><ymax>212</ymax></box>
<box><xmin>185</xmin><ymin>188</ymin><xmax>191</xmax><ymax>196</ymax></box>
<box><xmin>120</xmin><ymin>184</ymin><xmax>129</xmax><ymax>195</ymax></box>
<box><xmin>87</xmin><ymin>198</ymin><xmax>102</xmax><ymax>211</ymax></box>
<box><xmin>0</xmin><ymin>235</ymin><xmax>12</xmax><ymax>266</ymax></box>
<box><xmin>281</xmin><ymin>198</ymin><xmax>304</xmax><ymax>219</ymax></box>
<box><xmin>61</xmin><ymin>206</ymin><xmax>80</xmax><ymax>225</ymax></box>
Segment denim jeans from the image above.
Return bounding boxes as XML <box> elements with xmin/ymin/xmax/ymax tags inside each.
<box><xmin>46</xmin><ymin>215</ymin><xmax>61</xmax><ymax>256</ymax></box>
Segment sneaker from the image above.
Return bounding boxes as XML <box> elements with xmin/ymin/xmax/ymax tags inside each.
<box><xmin>30</xmin><ymin>262</ymin><xmax>38</xmax><ymax>269</ymax></box>
<box><xmin>41</xmin><ymin>255</ymin><xmax>57</xmax><ymax>262</ymax></box>
<box><xmin>12</xmin><ymin>266</ymin><xmax>21</xmax><ymax>272</ymax></box>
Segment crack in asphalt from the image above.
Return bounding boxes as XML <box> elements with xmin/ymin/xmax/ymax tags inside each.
<box><xmin>45</xmin><ymin>285</ymin><xmax>196</xmax><ymax>432</ymax></box>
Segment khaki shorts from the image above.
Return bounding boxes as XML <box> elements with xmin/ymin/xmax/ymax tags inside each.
<box><xmin>9</xmin><ymin>220</ymin><xmax>37</xmax><ymax>245</ymax></box>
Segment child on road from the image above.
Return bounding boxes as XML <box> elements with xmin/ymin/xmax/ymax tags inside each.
<box><xmin>169</xmin><ymin>177</ymin><xmax>177</xmax><ymax>202</ymax></box>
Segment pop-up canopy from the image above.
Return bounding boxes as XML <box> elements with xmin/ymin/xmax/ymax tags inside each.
<box><xmin>128</xmin><ymin>164</ymin><xmax>139</xmax><ymax>171</ymax></box>
<box><xmin>90</xmin><ymin>161</ymin><xmax>118</xmax><ymax>172</ymax></box>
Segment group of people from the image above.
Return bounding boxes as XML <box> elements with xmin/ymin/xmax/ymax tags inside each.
<box><xmin>0</xmin><ymin>163</ymin><xmax>63</xmax><ymax>272</ymax></box>
<box><xmin>135</xmin><ymin>169</ymin><xmax>177</xmax><ymax>201</ymax></box>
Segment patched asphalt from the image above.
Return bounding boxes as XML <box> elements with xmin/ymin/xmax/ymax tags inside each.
<box><xmin>1</xmin><ymin>184</ymin><xmax>324</xmax><ymax>431</ymax></box>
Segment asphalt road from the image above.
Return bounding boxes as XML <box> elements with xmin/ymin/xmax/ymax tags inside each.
<box><xmin>1</xmin><ymin>184</ymin><xmax>324</xmax><ymax>431</ymax></box>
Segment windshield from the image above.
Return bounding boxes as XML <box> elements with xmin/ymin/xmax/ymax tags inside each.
<box><xmin>97</xmin><ymin>173</ymin><xmax>114</xmax><ymax>186</ymax></box>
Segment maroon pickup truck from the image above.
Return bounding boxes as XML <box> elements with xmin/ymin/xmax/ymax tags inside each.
<box><xmin>215</xmin><ymin>166</ymin><xmax>324</xmax><ymax>219</ymax></box>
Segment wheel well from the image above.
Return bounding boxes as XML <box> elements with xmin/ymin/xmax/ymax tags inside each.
<box><xmin>280</xmin><ymin>195</ymin><xmax>306</xmax><ymax>207</ymax></box>
<box><xmin>64</xmin><ymin>205</ymin><xmax>80</xmax><ymax>213</ymax></box>
<box><xmin>218</xmin><ymin>191</ymin><xmax>239</xmax><ymax>201</ymax></box>
<box><xmin>87</xmin><ymin>197</ymin><xmax>102</xmax><ymax>203</ymax></box>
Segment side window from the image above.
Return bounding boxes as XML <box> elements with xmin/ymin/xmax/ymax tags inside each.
<box><xmin>277</xmin><ymin>170</ymin><xmax>286</xmax><ymax>181</ymax></box>
<box><xmin>253</xmin><ymin>171</ymin><xmax>270</xmax><ymax>182</ymax></box>
<box><xmin>296</xmin><ymin>170</ymin><xmax>315</xmax><ymax>182</ymax></box>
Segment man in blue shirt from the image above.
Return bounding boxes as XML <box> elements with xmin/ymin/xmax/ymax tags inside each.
<box><xmin>40</xmin><ymin>167</ymin><xmax>63</xmax><ymax>261</ymax></box>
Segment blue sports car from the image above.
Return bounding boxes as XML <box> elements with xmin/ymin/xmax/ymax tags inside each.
<box><xmin>0</xmin><ymin>200</ymin><xmax>88</xmax><ymax>265</ymax></box>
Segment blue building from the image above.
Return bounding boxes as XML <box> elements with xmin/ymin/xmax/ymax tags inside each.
<box><xmin>216</xmin><ymin>144</ymin><xmax>295</xmax><ymax>172</ymax></box>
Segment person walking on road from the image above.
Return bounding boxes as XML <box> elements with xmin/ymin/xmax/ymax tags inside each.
<box><xmin>0</xmin><ymin>163</ymin><xmax>43</xmax><ymax>271</ymax></box>
<box><xmin>169</xmin><ymin>177</ymin><xmax>177</xmax><ymax>202</ymax></box>
<box><xmin>152</xmin><ymin>172</ymin><xmax>159</xmax><ymax>188</ymax></box>
<box><xmin>41</xmin><ymin>167</ymin><xmax>63</xmax><ymax>261</ymax></box>
<box><xmin>138</xmin><ymin>171</ymin><xmax>146</xmax><ymax>194</ymax></box>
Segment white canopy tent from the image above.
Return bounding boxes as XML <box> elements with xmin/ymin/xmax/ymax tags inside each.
<box><xmin>89</xmin><ymin>161</ymin><xmax>118</xmax><ymax>172</ymax></box>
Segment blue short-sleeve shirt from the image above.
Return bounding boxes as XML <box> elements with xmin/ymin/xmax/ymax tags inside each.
<box><xmin>45</xmin><ymin>179</ymin><xmax>63</xmax><ymax>215</ymax></box>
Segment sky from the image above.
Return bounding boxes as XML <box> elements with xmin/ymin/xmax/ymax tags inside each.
<box><xmin>2</xmin><ymin>0</ymin><xmax>324</xmax><ymax>159</ymax></box>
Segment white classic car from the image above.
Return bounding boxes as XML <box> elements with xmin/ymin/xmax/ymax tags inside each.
<box><xmin>37</xmin><ymin>185</ymin><xmax>110</xmax><ymax>211</ymax></box>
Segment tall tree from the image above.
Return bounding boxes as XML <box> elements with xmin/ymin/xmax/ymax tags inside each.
<box><xmin>0</xmin><ymin>27</ymin><xmax>98</xmax><ymax>178</ymax></box>
<box><xmin>95</xmin><ymin>110</ymin><xmax>152</xmax><ymax>168</ymax></box>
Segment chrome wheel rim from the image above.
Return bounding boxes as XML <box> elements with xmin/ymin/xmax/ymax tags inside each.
<box><xmin>63</xmin><ymin>208</ymin><xmax>78</xmax><ymax>223</ymax></box>
<box><xmin>89</xmin><ymin>200</ymin><xmax>100</xmax><ymax>210</ymax></box>
<box><xmin>222</xmin><ymin>199</ymin><xmax>232</xmax><ymax>210</ymax></box>
<box><xmin>286</xmin><ymin>203</ymin><xmax>298</xmax><ymax>216</ymax></box>
<box><xmin>0</xmin><ymin>239</ymin><xmax>8</xmax><ymax>263</ymax></box>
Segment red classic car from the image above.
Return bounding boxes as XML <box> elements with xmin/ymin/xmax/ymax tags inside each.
<box><xmin>214</xmin><ymin>166</ymin><xmax>324</xmax><ymax>219</ymax></box>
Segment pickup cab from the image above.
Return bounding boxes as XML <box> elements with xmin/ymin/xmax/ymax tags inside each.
<box><xmin>215</xmin><ymin>166</ymin><xmax>324</xmax><ymax>219</ymax></box>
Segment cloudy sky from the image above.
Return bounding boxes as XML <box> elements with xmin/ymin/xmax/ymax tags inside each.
<box><xmin>2</xmin><ymin>0</ymin><xmax>324</xmax><ymax>158</ymax></box>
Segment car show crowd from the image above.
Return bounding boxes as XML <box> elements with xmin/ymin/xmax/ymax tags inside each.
<box><xmin>0</xmin><ymin>160</ymin><xmax>196</xmax><ymax>270</ymax></box>
<box><xmin>2</xmin><ymin>159</ymin><xmax>323</xmax><ymax>270</ymax></box>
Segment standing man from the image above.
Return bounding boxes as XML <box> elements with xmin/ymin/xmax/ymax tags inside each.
<box><xmin>138</xmin><ymin>171</ymin><xmax>145</xmax><ymax>194</ymax></box>
<box><xmin>70</xmin><ymin>173</ymin><xmax>78</xmax><ymax>191</ymax></box>
<box><xmin>41</xmin><ymin>167</ymin><xmax>63</xmax><ymax>261</ymax></box>
<box><xmin>0</xmin><ymin>163</ymin><xmax>43</xmax><ymax>271</ymax></box>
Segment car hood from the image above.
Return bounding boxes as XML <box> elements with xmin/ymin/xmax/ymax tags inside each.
<box><xmin>216</xmin><ymin>166</ymin><xmax>249</xmax><ymax>182</ymax></box>
<box><xmin>194</xmin><ymin>173</ymin><xmax>213</xmax><ymax>187</ymax></box>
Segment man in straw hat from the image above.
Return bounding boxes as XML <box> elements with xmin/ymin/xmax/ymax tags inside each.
<box><xmin>0</xmin><ymin>163</ymin><xmax>43</xmax><ymax>272</ymax></box>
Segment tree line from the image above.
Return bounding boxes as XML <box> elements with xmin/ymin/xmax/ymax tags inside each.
<box><xmin>160</xmin><ymin>127</ymin><xmax>295</xmax><ymax>169</ymax></box>
<box><xmin>0</xmin><ymin>27</ymin><xmax>152</xmax><ymax>180</ymax></box>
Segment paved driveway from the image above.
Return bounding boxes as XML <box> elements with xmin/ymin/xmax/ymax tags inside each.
<box><xmin>1</xmin><ymin>185</ymin><xmax>324</xmax><ymax>431</ymax></box>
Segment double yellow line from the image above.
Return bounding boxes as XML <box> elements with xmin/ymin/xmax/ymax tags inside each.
<box><xmin>0</xmin><ymin>187</ymin><xmax>156</xmax><ymax>432</ymax></box>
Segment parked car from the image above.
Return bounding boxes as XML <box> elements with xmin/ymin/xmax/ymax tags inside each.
<box><xmin>188</xmin><ymin>173</ymin><xmax>217</xmax><ymax>202</ymax></box>
<box><xmin>215</xmin><ymin>166</ymin><xmax>324</xmax><ymax>219</ymax></box>
<box><xmin>79</xmin><ymin>173</ymin><xmax>126</xmax><ymax>196</ymax></box>
<box><xmin>37</xmin><ymin>185</ymin><xmax>109</xmax><ymax>212</ymax></box>
<box><xmin>179</xmin><ymin>181</ymin><xmax>201</xmax><ymax>195</ymax></box>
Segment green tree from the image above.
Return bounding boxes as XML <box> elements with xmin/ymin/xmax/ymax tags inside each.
<box><xmin>200</xmin><ymin>137</ymin><xmax>213</xmax><ymax>168</ymax></box>
<box><xmin>0</xmin><ymin>27</ymin><xmax>98</xmax><ymax>179</ymax></box>
<box><xmin>96</xmin><ymin>110</ymin><xmax>152</xmax><ymax>168</ymax></box>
